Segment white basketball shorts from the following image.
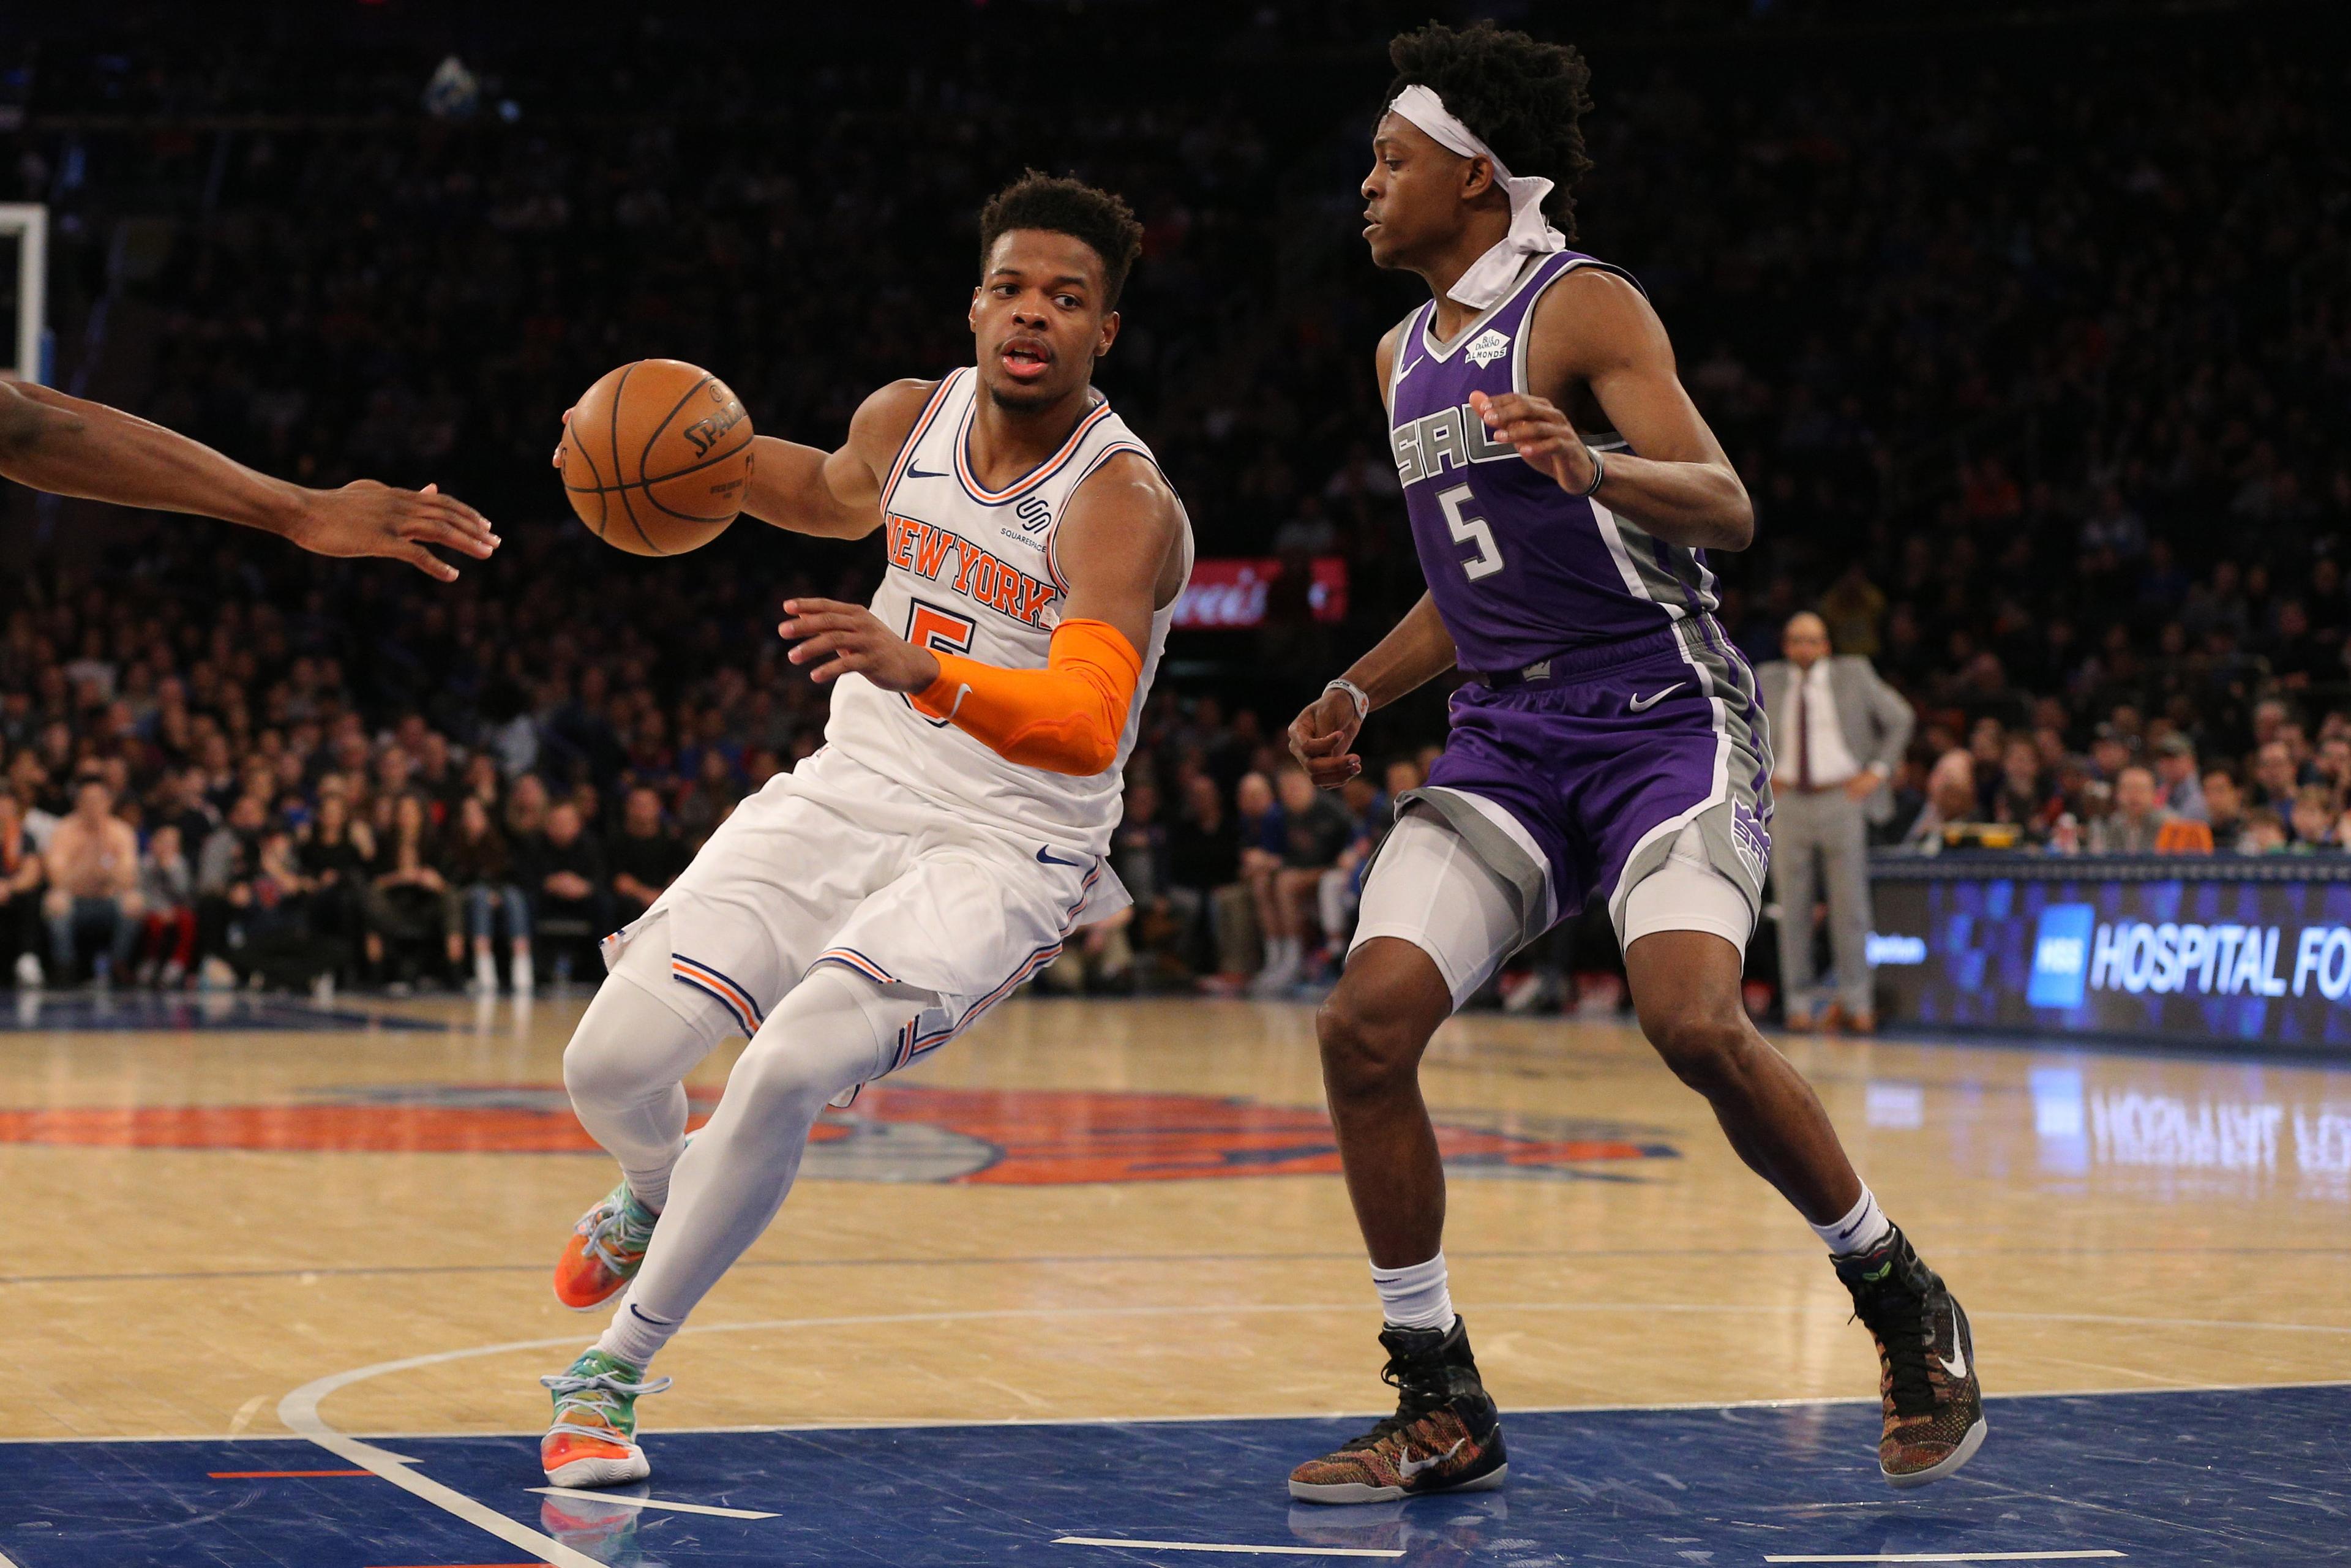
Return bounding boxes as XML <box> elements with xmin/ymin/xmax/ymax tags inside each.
<box><xmin>601</xmin><ymin>745</ymin><xmax>1121</xmax><ymax>1074</ymax></box>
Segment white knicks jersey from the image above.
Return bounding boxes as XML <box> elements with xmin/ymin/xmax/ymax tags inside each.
<box><xmin>821</xmin><ymin>366</ymin><xmax>1192</xmax><ymax>858</ymax></box>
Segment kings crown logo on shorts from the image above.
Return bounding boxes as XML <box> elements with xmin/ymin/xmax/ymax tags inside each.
<box><xmin>1730</xmin><ymin>801</ymin><xmax>1770</xmax><ymax>883</ymax></box>
<box><xmin>1464</xmin><ymin>328</ymin><xmax>1511</xmax><ymax>368</ymax></box>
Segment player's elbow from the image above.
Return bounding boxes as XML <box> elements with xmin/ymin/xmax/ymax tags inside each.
<box><xmin>1004</xmin><ymin>717</ymin><xmax>1120</xmax><ymax>777</ymax></box>
<box><xmin>1714</xmin><ymin>479</ymin><xmax>1756</xmax><ymax>552</ymax></box>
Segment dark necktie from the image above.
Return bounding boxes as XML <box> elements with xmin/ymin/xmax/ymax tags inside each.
<box><xmin>1796</xmin><ymin>674</ymin><xmax>1813</xmax><ymax>791</ymax></box>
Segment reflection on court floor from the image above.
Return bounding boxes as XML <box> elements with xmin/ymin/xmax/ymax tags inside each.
<box><xmin>4</xmin><ymin>1386</ymin><xmax>2345</xmax><ymax>1566</ymax></box>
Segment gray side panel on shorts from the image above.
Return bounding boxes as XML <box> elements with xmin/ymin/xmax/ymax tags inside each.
<box><xmin>1385</xmin><ymin>785</ymin><xmax>1553</xmax><ymax>951</ymax></box>
<box><xmin>1609</xmin><ymin>620</ymin><xmax>1775</xmax><ymax>931</ymax></box>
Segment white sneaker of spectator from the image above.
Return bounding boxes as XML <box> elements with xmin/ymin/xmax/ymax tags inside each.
<box><xmin>1250</xmin><ymin>939</ymin><xmax>1302</xmax><ymax>997</ymax></box>
<box><xmin>13</xmin><ymin>953</ymin><xmax>42</xmax><ymax>989</ymax></box>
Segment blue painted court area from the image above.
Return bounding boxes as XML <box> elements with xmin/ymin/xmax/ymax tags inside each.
<box><xmin>0</xmin><ymin>992</ymin><xmax>447</xmax><ymax>1032</ymax></box>
<box><xmin>5</xmin><ymin>1386</ymin><xmax>2347</xmax><ymax>1567</ymax></box>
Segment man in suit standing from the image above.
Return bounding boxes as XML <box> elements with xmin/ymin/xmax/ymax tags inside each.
<box><xmin>1757</xmin><ymin>612</ymin><xmax>1914</xmax><ymax>1032</ymax></box>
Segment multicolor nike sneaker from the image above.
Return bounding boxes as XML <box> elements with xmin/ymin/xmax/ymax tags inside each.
<box><xmin>1835</xmin><ymin>1225</ymin><xmax>1987</xmax><ymax>1487</ymax></box>
<box><xmin>554</xmin><ymin>1181</ymin><xmax>658</xmax><ymax>1311</ymax></box>
<box><xmin>1289</xmin><ymin>1318</ymin><xmax>1508</xmax><ymax>1504</ymax></box>
<box><xmin>539</xmin><ymin>1348</ymin><xmax>671</xmax><ymax>1488</ymax></box>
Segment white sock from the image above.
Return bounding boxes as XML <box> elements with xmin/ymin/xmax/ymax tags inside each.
<box><xmin>596</xmin><ymin>1293</ymin><xmax>680</xmax><ymax>1369</ymax></box>
<box><xmin>1812</xmin><ymin>1185</ymin><xmax>1892</xmax><ymax>1256</ymax></box>
<box><xmin>1371</xmin><ymin>1251</ymin><xmax>1456</xmax><ymax>1333</ymax></box>
<box><xmin>511</xmin><ymin>948</ymin><xmax>534</xmax><ymax>994</ymax></box>
<box><xmin>624</xmin><ymin>1156</ymin><xmax>675</xmax><ymax>1215</ymax></box>
<box><xmin>474</xmin><ymin>948</ymin><xmax>497</xmax><ymax>989</ymax></box>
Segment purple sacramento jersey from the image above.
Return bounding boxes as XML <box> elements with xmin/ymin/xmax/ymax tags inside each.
<box><xmin>1382</xmin><ymin>250</ymin><xmax>1775</xmax><ymax>943</ymax></box>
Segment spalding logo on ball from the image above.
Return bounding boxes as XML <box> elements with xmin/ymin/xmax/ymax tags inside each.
<box><xmin>562</xmin><ymin>359</ymin><xmax>756</xmax><ymax>555</ymax></box>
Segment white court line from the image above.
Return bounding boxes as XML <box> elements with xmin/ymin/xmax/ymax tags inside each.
<box><xmin>279</xmin><ymin>1367</ymin><xmax>607</xmax><ymax>1568</ymax></box>
<box><xmin>1764</xmin><ymin>1553</ymin><xmax>2124</xmax><ymax>1564</ymax></box>
<box><xmin>1056</xmin><ymin>1538</ymin><xmax>1402</xmax><ymax>1559</ymax></box>
<box><xmin>243</xmin><ymin>1303</ymin><xmax>2351</xmax><ymax>1567</ymax></box>
<box><xmin>528</xmin><ymin>1485</ymin><xmax>777</xmax><ymax>1519</ymax></box>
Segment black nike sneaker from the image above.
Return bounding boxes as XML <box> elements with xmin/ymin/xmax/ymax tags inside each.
<box><xmin>1288</xmin><ymin>1317</ymin><xmax>1509</xmax><ymax>1504</ymax></box>
<box><xmin>1834</xmin><ymin>1225</ymin><xmax>1987</xmax><ymax>1487</ymax></box>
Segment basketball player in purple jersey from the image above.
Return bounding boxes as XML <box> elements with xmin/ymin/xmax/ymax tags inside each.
<box><xmin>1284</xmin><ymin>22</ymin><xmax>1984</xmax><ymax>1502</ymax></box>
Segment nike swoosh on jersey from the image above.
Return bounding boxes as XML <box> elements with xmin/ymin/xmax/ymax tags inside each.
<box><xmin>1628</xmin><ymin>682</ymin><xmax>1686</xmax><ymax>712</ymax></box>
<box><xmin>902</xmin><ymin>464</ymin><xmax>947</xmax><ymax>479</ymax></box>
<box><xmin>1036</xmin><ymin>846</ymin><xmax>1090</xmax><ymax>868</ymax></box>
<box><xmin>1397</xmin><ymin>1436</ymin><xmax>1467</xmax><ymax>1479</ymax></box>
<box><xmin>1936</xmin><ymin>1304</ymin><xmax>1968</xmax><ymax>1379</ymax></box>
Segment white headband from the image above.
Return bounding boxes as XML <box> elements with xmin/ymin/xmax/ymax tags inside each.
<box><xmin>1385</xmin><ymin>83</ymin><xmax>1567</xmax><ymax>310</ymax></box>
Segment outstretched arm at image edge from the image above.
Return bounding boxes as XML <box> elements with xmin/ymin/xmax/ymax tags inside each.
<box><xmin>0</xmin><ymin>378</ymin><xmax>496</xmax><ymax>580</ymax></box>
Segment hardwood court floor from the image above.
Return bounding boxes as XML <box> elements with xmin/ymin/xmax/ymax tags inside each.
<box><xmin>9</xmin><ymin>988</ymin><xmax>2347</xmax><ymax>1452</ymax></box>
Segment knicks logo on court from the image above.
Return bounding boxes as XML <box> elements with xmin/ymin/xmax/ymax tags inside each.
<box><xmin>885</xmin><ymin>513</ymin><xmax>1059</xmax><ymax>626</ymax></box>
<box><xmin>0</xmin><ymin>1084</ymin><xmax>1678</xmax><ymax>1184</ymax></box>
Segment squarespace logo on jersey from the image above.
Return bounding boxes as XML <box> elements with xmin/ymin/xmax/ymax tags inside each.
<box><xmin>2028</xmin><ymin>901</ymin><xmax>2351</xmax><ymax>1006</ymax></box>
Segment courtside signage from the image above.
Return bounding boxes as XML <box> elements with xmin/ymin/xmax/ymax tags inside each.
<box><xmin>1870</xmin><ymin>873</ymin><xmax>2351</xmax><ymax>1050</ymax></box>
<box><xmin>2027</xmin><ymin>903</ymin><xmax>2094</xmax><ymax>1008</ymax></box>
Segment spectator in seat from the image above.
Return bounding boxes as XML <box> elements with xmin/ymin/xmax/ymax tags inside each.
<box><xmin>42</xmin><ymin>774</ymin><xmax>144</xmax><ymax>984</ymax></box>
<box><xmin>1</xmin><ymin>792</ymin><xmax>45</xmax><ymax>987</ymax></box>
<box><xmin>1316</xmin><ymin>771</ymin><xmax>1393</xmax><ymax>966</ymax></box>
<box><xmin>2203</xmin><ymin>769</ymin><xmax>2250</xmax><ymax>852</ymax></box>
<box><xmin>1105</xmin><ymin>779</ymin><xmax>1171</xmax><ymax>986</ymax></box>
<box><xmin>528</xmin><ymin>800</ymin><xmax>609</xmax><ymax>981</ymax></box>
<box><xmin>2087</xmin><ymin>766</ymin><xmax>2174</xmax><ymax>854</ymax></box>
<box><xmin>442</xmin><ymin>794</ymin><xmax>531</xmax><ymax>996</ymax></box>
<box><xmin>195</xmin><ymin>793</ymin><xmax>269</xmax><ymax>985</ymax></box>
<box><xmin>2286</xmin><ymin>785</ymin><xmax>2341</xmax><ymax>852</ymax></box>
<box><xmin>504</xmin><ymin>772</ymin><xmax>550</xmax><ymax>848</ymax></box>
<box><xmin>1168</xmin><ymin>770</ymin><xmax>1250</xmax><ymax>991</ymax></box>
<box><xmin>234</xmin><ymin>828</ymin><xmax>338</xmax><ymax>992</ymax></box>
<box><xmin>1990</xmin><ymin>738</ymin><xmax>2052</xmax><ymax>845</ymax></box>
<box><xmin>1250</xmin><ymin>765</ymin><xmax>1351</xmax><ymax>995</ymax></box>
<box><xmin>136</xmin><ymin>823</ymin><xmax>198</xmax><ymax>988</ymax></box>
<box><xmin>608</xmin><ymin>784</ymin><xmax>688</xmax><ymax>926</ymax></box>
<box><xmin>2242</xmin><ymin>809</ymin><xmax>2290</xmax><ymax>855</ymax></box>
<box><xmin>1900</xmin><ymin>750</ymin><xmax>1982</xmax><ymax>853</ymax></box>
<box><xmin>302</xmin><ymin>790</ymin><xmax>375</xmax><ymax>980</ymax></box>
<box><xmin>361</xmin><ymin>792</ymin><xmax>449</xmax><ymax>988</ymax></box>
<box><xmin>2153</xmin><ymin>734</ymin><xmax>2208</xmax><ymax>822</ymax></box>
<box><xmin>2249</xmin><ymin>741</ymin><xmax>2300</xmax><ymax>812</ymax></box>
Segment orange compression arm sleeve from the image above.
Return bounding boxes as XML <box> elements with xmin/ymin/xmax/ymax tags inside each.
<box><xmin>909</xmin><ymin>617</ymin><xmax>1142</xmax><ymax>776</ymax></box>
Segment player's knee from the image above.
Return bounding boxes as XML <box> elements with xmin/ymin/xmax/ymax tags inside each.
<box><xmin>561</xmin><ymin>1024</ymin><xmax>643</xmax><ymax>1110</ymax></box>
<box><xmin>723</xmin><ymin>1046</ymin><xmax>837</xmax><ymax>1127</ymax></box>
<box><xmin>562</xmin><ymin>985</ymin><xmax>683</xmax><ymax>1109</ymax></box>
<box><xmin>1316</xmin><ymin>987</ymin><xmax>1425</xmax><ymax>1104</ymax></box>
<box><xmin>1646</xmin><ymin>1009</ymin><xmax>1757</xmax><ymax>1097</ymax></box>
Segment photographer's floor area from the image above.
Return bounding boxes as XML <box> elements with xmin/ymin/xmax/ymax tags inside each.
<box><xmin>4</xmin><ymin>992</ymin><xmax>2347</xmax><ymax>1566</ymax></box>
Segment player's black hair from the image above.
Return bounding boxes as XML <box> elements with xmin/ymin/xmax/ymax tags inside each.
<box><xmin>1386</xmin><ymin>20</ymin><xmax>1594</xmax><ymax>239</ymax></box>
<box><xmin>977</xmin><ymin>170</ymin><xmax>1145</xmax><ymax>311</ymax></box>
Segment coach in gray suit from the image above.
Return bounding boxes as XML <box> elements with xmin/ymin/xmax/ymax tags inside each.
<box><xmin>1756</xmin><ymin>612</ymin><xmax>1914</xmax><ymax>1031</ymax></box>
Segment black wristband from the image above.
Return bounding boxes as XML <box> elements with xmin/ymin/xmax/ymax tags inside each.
<box><xmin>1573</xmin><ymin>445</ymin><xmax>1606</xmax><ymax>501</ymax></box>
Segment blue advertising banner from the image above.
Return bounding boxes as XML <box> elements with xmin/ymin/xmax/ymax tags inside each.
<box><xmin>1868</xmin><ymin>856</ymin><xmax>2351</xmax><ymax>1051</ymax></box>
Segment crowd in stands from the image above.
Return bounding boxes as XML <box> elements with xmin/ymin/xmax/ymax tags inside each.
<box><xmin>2</xmin><ymin>5</ymin><xmax>2345</xmax><ymax>1000</ymax></box>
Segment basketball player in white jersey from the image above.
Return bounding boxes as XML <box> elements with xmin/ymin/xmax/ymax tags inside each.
<box><xmin>534</xmin><ymin>172</ymin><xmax>1191</xmax><ymax>1487</ymax></box>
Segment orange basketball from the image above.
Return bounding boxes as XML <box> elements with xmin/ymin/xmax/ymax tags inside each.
<box><xmin>561</xmin><ymin>359</ymin><xmax>755</xmax><ymax>555</ymax></box>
